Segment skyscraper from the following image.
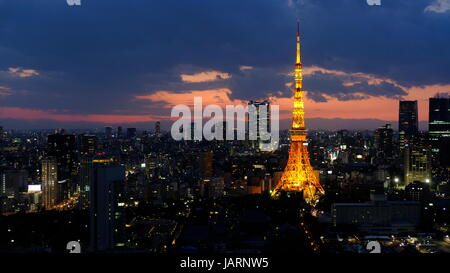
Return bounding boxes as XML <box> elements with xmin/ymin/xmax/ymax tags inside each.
<box><xmin>429</xmin><ymin>96</ymin><xmax>450</xmax><ymax>167</ymax></box>
<box><xmin>88</xmin><ymin>156</ymin><xmax>126</xmax><ymax>251</ymax></box>
<box><xmin>47</xmin><ymin>134</ymin><xmax>76</xmax><ymax>200</ymax></box>
<box><xmin>404</xmin><ymin>134</ymin><xmax>432</xmax><ymax>186</ymax></box>
<box><xmin>0</xmin><ymin>169</ymin><xmax>28</xmax><ymax>213</ymax></box>
<box><xmin>78</xmin><ymin>134</ymin><xmax>97</xmax><ymax>155</ymax></box>
<box><xmin>399</xmin><ymin>101</ymin><xmax>419</xmax><ymax>151</ymax></box>
<box><xmin>41</xmin><ymin>157</ymin><xmax>58</xmax><ymax>209</ymax></box>
<box><xmin>47</xmin><ymin>134</ymin><xmax>76</xmax><ymax>181</ymax></box>
<box><xmin>155</xmin><ymin>121</ymin><xmax>161</xmax><ymax>137</ymax></box>
<box><xmin>1</xmin><ymin>170</ymin><xmax>27</xmax><ymax>199</ymax></box>
<box><xmin>126</xmin><ymin>128</ymin><xmax>137</xmax><ymax>139</ymax></box>
<box><xmin>117</xmin><ymin>126</ymin><xmax>123</xmax><ymax>138</ymax></box>
<box><xmin>271</xmin><ymin>23</ymin><xmax>324</xmax><ymax>206</ymax></box>
<box><xmin>374</xmin><ymin>124</ymin><xmax>393</xmax><ymax>158</ymax></box>
<box><xmin>105</xmin><ymin>126</ymin><xmax>113</xmax><ymax>139</ymax></box>
<box><xmin>247</xmin><ymin>100</ymin><xmax>270</xmax><ymax>150</ymax></box>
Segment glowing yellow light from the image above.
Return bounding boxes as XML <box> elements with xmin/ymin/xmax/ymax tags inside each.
<box><xmin>271</xmin><ymin>23</ymin><xmax>325</xmax><ymax>206</ymax></box>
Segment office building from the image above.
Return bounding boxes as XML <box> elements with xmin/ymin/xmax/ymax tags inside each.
<box><xmin>374</xmin><ymin>124</ymin><xmax>393</xmax><ymax>158</ymax></box>
<box><xmin>105</xmin><ymin>127</ymin><xmax>113</xmax><ymax>139</ymax></box>
<box><xmin>47</xmin><ymin>134</ymin><xmax>76</xmax><ymax>180</ymax></box>
<box><xmin>41</xmin><ymin>157</ymin><xmax>58</xmax><ymax>209</ymax></box>
<box><xmin>88</xmin><ymin>156</ymin><xmax>126</xmax><ymax>251</ymax></box>
<box><xmin>126</xmin><ymin>128</ymin><xmax>137</xmax><ymax>139</ymax></box>
<box><xmin>247</xmin><ymin>100</ymin><xmax>270</xmax><ymax>149</ymax></box>
<box><xmin>399</xmin><ymin>101</ymin><xmax>418</xmax><ymax>151</ymax></box>
<box><xmin>332</xmin><ymin>193</ymin><xmax>421</xmax><ymax>234</ymax></box>
<box><xmin>78</xmin><ymin>134</ymin><xmax>97</xmax><ymax>155</ymax></box>
<box><xmin>404</xmin><ymin>134</ymin><xmax>432</xmax><ymax>186</ymax></box>
<box><xmin>155</xmin><ymin>121</ymin><xmax>161</xmax><ymax>137</ymax></box>
<box><xmin>429</xmin><ymin>96</ymin><xmax>450</xmax><ymax>167</ymax></box>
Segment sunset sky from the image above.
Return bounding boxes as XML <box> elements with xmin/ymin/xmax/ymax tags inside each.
<box><xmin>1</xmin><ymin>0</ymin><xmax>450</xmax><ymax>130</ymax></box>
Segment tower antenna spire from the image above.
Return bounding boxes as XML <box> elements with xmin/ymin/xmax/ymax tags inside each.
<box><xmin>296</xmin><ymin>19</ymin><xmax>301</xmax><ymax>65</ymax></box>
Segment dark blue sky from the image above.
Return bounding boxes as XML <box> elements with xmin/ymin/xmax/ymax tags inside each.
<box><xmin>0</xmin><ymin>0</ymin><xmax>449</xmax><ymax>130</ymax></box>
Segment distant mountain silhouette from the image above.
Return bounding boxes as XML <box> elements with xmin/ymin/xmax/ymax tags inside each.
<box><xmin>0</xmin><ymin>117</ymin><xmax>428</xmax><ymax>131</ymax></box>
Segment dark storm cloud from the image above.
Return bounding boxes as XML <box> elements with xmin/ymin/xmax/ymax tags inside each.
<box><xmin>303</xmin><ymin>71</ymin><xmax>407</xmax><ymax>102</ymax></box>
<box><xmin>228</xmin><ymin>66</ymin><xmax>291</xmax><ymax>100</ymax></box>
<box><xmin>0</xmin><ymin>0</ymin><xmax>449</xmax><ymax>122</ymax></box>
<box><xmin>0</xmin><ymin>0</ymin><xmax>297</xmax><ymax>113</ymax></box>
<box><xmin>292</xmin><ymin>0</ymin><xmax>450</xmax><ymax>87</ymax></box>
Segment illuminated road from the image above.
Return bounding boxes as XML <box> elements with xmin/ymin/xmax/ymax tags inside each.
<box><xmin>1</xmin><ymin>193</ymin><xmax>80</xmax><ymax>216</ymax></box>
<box><xmin>299</xmin><ymin>220</ymin><xmax>320</xmax><ymax>253</ymax></box>
<box><xmin>50</xmin><ymin>193</ymin><xmax>80</xmax><ymax>211</ymax></box>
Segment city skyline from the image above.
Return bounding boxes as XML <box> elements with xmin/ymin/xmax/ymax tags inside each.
<box><xmin>1</xmin><ymin>1</ymin><xmax>450</xmax><ymax>130</ymax></box>
<box><xmin>1</xmin><ymin>1</ymin><xmax>450</xmax><ymax>258</ymax></box>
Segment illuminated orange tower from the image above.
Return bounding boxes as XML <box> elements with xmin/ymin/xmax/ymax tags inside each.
<box><xmin>272</xmin><ymin>22</ymin><xmax>325</xmax><ymax>206</ymax></box>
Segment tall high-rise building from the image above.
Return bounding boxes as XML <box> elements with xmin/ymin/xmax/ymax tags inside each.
<box><xmin>78</xmin><ymin>134</ymin><xmax>97</xmax><ymax>155</ymax></box>
<box><xmin>155</xmin><ymin>121</ymin><xmax>161</xmax><ymax>137</ymax></box>
<box><xmin>117</xmin><ymin>126</ymin><xmax>123</xmax><ymax>138</ymax></box>
<box><xmin>41</xmin><ymin>157</ymin><xmax>58</xmax><ymax>209</ymax></box>
<box><xmin>247</xmin><ymin>100</ymin><xmax>270</xmax><ymax>149</ymax></box>
<box><xmin>1</xmin><ymin>170</ymin><xmax>27</xmax><ymax>199</ymax></box>
<box><xmin>47</xmin><ymin>134</ymin><xmax>76</xmax><ymax>181</ymax></box>
<box><xmin>429</xmin><ymin>96</ymin><xmax>450</xmax><ymax>167</ymax></box>
<box><xmin>105</xmin><ymin>127</ymin><xmax>113</xmax><ymax>139</ymax></box>
<box><xmin>88</xmin><ymin>156</ymin><xmax>126</xmax><ymax>251</ymax></box>
<box><xmin>399</xmin><ymin>101</ymin><xmax>418</xmax><ymax>151</ymax></box>
<box><xmin>200</xmin><ymin>150</ymin><xmax>213</xmax><ymax>178</ymax></box>
<box><xmin>0</xmin><ymin>169</ymin><xmax>28</xmax><ymax>213</ymax></box>
<box><xmin>126</xmin><ymin>128</ymin><xmax>137</xmax><ymax>139</ymax></box>
<box><xmin>47</xmin><ymin>134</ymin><xmax>76</xmax><ymax>199</ymax></box>
<box><xmin>404</xmin><ymin>134</ymin><xmax>432</xmax><ymax>186</ymax></box>
<box><xmin>374</xmin><ymin>124</ymin><xmax>393</xmax><ymax>158</ymax></box>
<box><xmin>271</xmin><ymin>23</ymin><xmax>324</xmax><ymax>206</ymax></box>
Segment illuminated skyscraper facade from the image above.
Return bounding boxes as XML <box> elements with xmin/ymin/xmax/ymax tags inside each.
<box><xmin>429</xmin><ymin>96</ymin><xmax>450</xmax><ymax>167</ymax></box>
<box><xmin>399</xmin><ymin>101</ymin><xmax>418</xmax><ymax>152</ymax></box>
<box><xmin>41</xmin><ymin>157</ymin><xmax>58</xmax><ymax>209</ymax></box>
<box><xmin>404</xmin><ymin>134</ymin><xmax>432</xmax><ymax>186</ymax></box>
<box><xmin>247</xmin><ymin>100</ymin><xmax>270</xmax><ymax>150</ymax></box>
<box><xmin>78</xmin><ymin>134</ymin><xmax>97</xmax><ymax>155</ymax></box>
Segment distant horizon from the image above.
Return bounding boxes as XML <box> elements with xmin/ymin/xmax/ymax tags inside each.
<box><xmin>0</xmin><ymin>117</ymin><xmax>429</xmax><ymax>132</ymax></box>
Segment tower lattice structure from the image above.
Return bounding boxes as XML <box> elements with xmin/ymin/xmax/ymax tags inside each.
<box><xmin>271</xmin><ymin>23</ymin><xmax>325</xmax><ymax>206</ymax></box>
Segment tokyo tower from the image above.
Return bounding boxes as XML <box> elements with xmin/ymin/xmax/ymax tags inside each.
<box><xmin>271</xmin><ymin>22</ymin><xmax>325</xmax><ymax>206</ymax></box>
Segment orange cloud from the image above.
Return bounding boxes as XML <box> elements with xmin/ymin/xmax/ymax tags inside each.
<box><xmin>269</xmin><ymin>82</ymin><xmax>450</xmax><ymax>122</ymax></box>
<box><xmin>8</xmin><ymin>67</ymin><xmax>40</xmax><ymax>78</ymax></box>
<box><xmin>239</xmin><ymin>65</ymin><xmax>253</xmax><ymax>71</ymax></box>
<box><xmin>4</xmin><ymin>64</ymin><xmax>446</xmax><ymax>126</ymax></box>
<box><xmin>136</xmin><ymin>88</ymin><xmax>246</xmax><ymax>108</ymax></box>
<box><xmin>180</xmin><ymin>71</ymin><xmax>231</xmax><ymax>83</ymax></box>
